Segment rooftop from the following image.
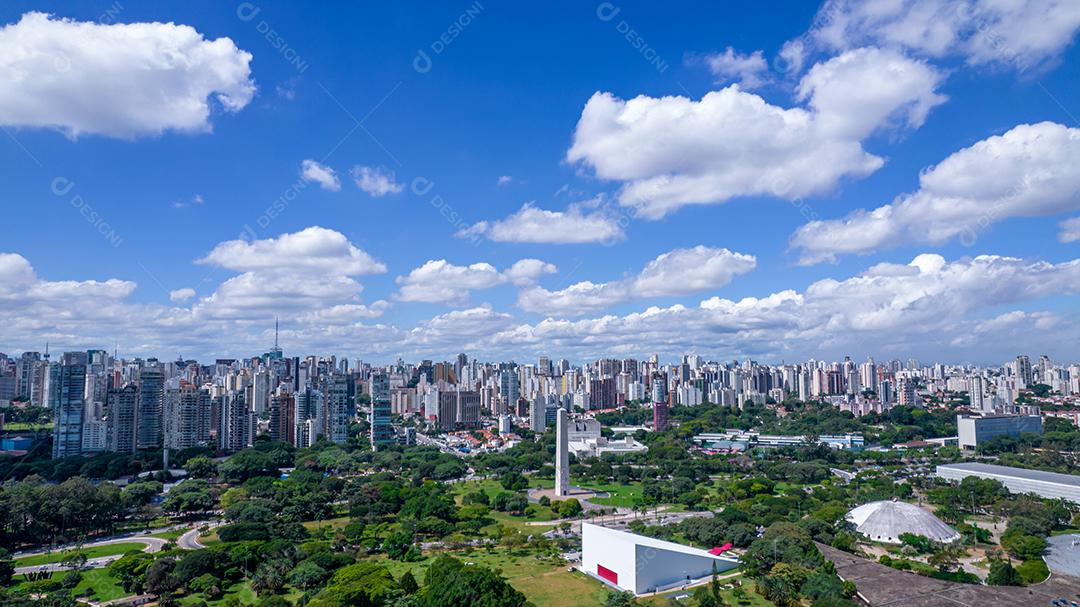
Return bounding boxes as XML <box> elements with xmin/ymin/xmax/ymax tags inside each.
<box><xmin>938</xmin><ymin>462</ymin><xmax>1080</xmax><ymax>488</ymax></box>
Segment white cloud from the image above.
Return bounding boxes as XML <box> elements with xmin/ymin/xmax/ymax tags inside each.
<box><xmin>458</xmin><ymin>201</ymin><xmax>625</xmax><ymax>244</ymax></box>
<box><xmin>566</xmin><ymin>48</ymin><xmax>945</xmax><ymax>219</ymax></box>
<box><xmin>518</xmin><ymin>246</ymin><xmax>756</xmax><ymax>316</ymax></box>
<box><xmin>300</xmin><ymin>159</ymin><xmax>341</xmax><ymax>191</ymax></box>
<box><xmin>497</xmin><ymin>175</ymin><xmax>513</xmax><ymax>186</ymax></box>
<box><xmin>0</xmin><ymin>12</ymin><xmax>254</xmax><ymax>139</ymax></box>
<box><xmin>1059</xmin><ymin>217</ymin><xmax>1080</xmax><ymax>243</ymax></box>
<box><xmin>351</xmin><ymin>165</ymin><xmax>404</xmax><ymax>197</ymax></box>
<box><xmin>169</xmin><ymin>288</ymin><xmax>196</xmax><ymax>303</ymax></box>
<box><xmin>197</xmin><ymin>226</ymin><xmax>386</xmax><ymax>275</ymax></box>
<box><xmin>4</xmin><ymin>250</ymin><xmax>1080</xmax><ymax>364</ymax></box>
<box><xmin>396</xmin><ymin>258</ymin><xmax>557</xmax><ymax>305</ymax></box>
<box><xmin>797</xmin><ymin>0</ymin><xmax>1080</xmax><ymax>74</ymax></box>
<box><xmin>704</xmin><ymin>47</ymin><xmax>769</xmax><ymax>88</ymax></box>
<box><xmin>791</xmin><ymin>122</ymin><xmax>1080</xmax><ymax>263</ymax></box>
<box><xmin>504</xmin><ymin>259</ymin><xmax>557</xmax><ymax>286</ymax></box>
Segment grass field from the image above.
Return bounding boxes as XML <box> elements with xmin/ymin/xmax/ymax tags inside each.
<box><xmin>177</xmin><ymin>580</ymin><xmax>302</xmax><ymax>607</ymax></box>
<box><xmin>73</xmin><ymin>568</ymin><xmax>129</xmax><ymax>602</ymax></box>
<box><xmin>528</xmin><ymin>478</ymin><xmax>647</xmax><ymax>508</ymax></box>
<box><xmin>149</xmin><ymin>528</ymin><xmax>187</xmax><ymax>541</ymax></box>
<box><xmin>380</xmin><ymin>549</ymin><xmax>610</xmax><ymax>607</ymax></box>
<box><xmin>12</xmin><ymin>568</ymin><xmax>128</xmax><ymax>602</ymax></box>
<box><xmin>14</xmin><ymin>542</ymin><xmax>148</xmax><ymax>567</ymax></box>
<box><xmin>638</xmin><ymin>577</ymin><xmax>771</xmax><ymax>606</ymax></box>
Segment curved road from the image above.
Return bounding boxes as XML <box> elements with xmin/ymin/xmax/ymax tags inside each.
<box><xmin>13</xmin><ymin>522</ymin><xmax>217</xmax><ymax>575</ymax></box>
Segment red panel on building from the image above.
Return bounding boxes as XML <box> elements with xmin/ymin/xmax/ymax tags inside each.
<box><xmin>597</xmin><ymin>564</ymin><xmax>618</xmax><ymax>585</ymax></box>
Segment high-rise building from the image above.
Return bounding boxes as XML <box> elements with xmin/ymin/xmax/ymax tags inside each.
<box><xmin>50</xmin><ymin>353</ymin><xmax>87</xmax><ymax>459</ymax></box>
<box><xmin>269</xmin><ymin>393</ymin><xmax>296</xmax><ymax>445</ymax></box>
<box><xmin>107</xmin><ymin>384</ymin><xmax>138</xmax><ymax>453</ymax></box>
<box><xmin>136</xmin><ymin>366</ymin><xmax>164</xmax><ymax>449</ymax></box>
<box><xmin>369</xmin><ymin>371</ymin><xmax>394</xmax><ymax>449</ymax></box>
<box><xmin>1015</xmin><ymin>355</ymin><xmax>1033</xmax><ymax>388</ymax></box>
<box><xmin>325</xmin><ymin>374</ymin><xmax>352</xmax><ymax>445</ymax></box>
<box><xmin>589</xmin><ymin>377</ymin><xmax>617</xmax><ymax>410</ymax></box>
<box><xmin>653</xmin><ymin>400</ymin><xmax>669</xmax><ymax>431</ymax></box>
<box><xmin>529</xmin><ymin>398</ymin><xmax>547</xmax><ymax>432</ymax></box>
<box><xmin>219</xmin><ymin>392</ymin><xmax>252</xmax><ymax>452</ymax></box>
<box><xmin>164</xmin><ymin>387</ymin><xmax>212</xmax><ymax>450</ymax></box>
<box><xmin>499</xmin><ymin>369</ymin><xmax>520</xmax><ymax>407</ymax></box>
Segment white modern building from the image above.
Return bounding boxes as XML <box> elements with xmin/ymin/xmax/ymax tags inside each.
<box><xmin>956</xmin><ymin>414</ymin><xmax>1042</xmax><ymax>450</ymax></box>
<box><xmin>581</xmin><ymin>523</ymin><xmax>739</xmax><ymax>596</ymax></box>
<box><xmin>845</xmin><ymin>500</ymin><xmax>960</xmax><ymax>544</ymax></box>
<box><xmin>936</xmin><ymin>462</ymin><xmax>1080</xmax><ymax>504</ymax></box>
<box><xmin>568</xmin><ymin>434</ymin><xmax>648</xmax><ymax>458</ymax></box>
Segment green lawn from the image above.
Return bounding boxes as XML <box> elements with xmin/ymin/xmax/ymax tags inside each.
<box><xmin>380</xmin><ymin>549</ymin><xmax>609</xmax><ymax>607</ymax></box>
<box><xmin>12</xmin><ymin>568</ymin><xmax>128</xmax><ymax>602</ymax></box>
<box><xmin>74</xmin><ymin>568</ymin><xmax>129</xmax><ymax>602</ymax></box>
<box><xmin>149</xmin><ymin>528</ymin><xmax>187</xmax><ymax>541</ymax></box>
<box><xmin>14</xmin><ymin>542</ymin><xmax>148</xmax><ymax>567</ymax></box>
<box><xmin>177</xmin><ymin>580</ymin><xmax>302</xmax><ymax>607</ymax></box>
<box><xmin>639</xmin><ymin>577</ymin><xmax>772</xmax><ymax>607</ymax></box>
<box><xmin>528</xmin><ymin>478</ymin><xmax>647</xmax><ymax>508</ymax></box>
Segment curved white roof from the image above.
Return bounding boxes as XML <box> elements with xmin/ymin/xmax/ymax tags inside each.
<box><xmin>846</xmin><ymin>500</ymin><xmax>960</xmax><ymax>544</ymax></box>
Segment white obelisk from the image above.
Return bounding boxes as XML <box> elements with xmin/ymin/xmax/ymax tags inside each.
<box><xmin>555</xmin><ymin>408</ymin><xmax>569</xmax><ymax>496</ymax></box>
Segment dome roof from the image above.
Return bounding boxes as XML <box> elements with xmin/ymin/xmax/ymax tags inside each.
<box><xmin>845</xmin><ymin>500</ymin><xmax>960</xmax><ymax>544</ymax></box>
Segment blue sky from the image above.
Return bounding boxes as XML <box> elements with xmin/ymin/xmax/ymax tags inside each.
<box><xmin>1</xmin><ymin>1</ymin><xmax>1079</xmax><ymax>364</ymax></box>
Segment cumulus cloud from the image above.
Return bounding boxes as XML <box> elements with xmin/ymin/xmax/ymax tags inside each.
<box><xmin>795</xmin><ymin>0</ymin><xmax>1080</xmax><ymax>74</ymax></box>
<box><xmin>518</xmin><ymin>246</ymin><xmax>756</xmax><ymax>316</ymax></box>
<box><xmin>0</xmin><ymin>12</ymin><xmax>254</xmax><ymax>138</ymax></box>
<box><xmin>197</xmin><ymin>226</ymin><xmax>386</xmax><ymax>275</ymax></box>
<box><xmin>300</xmin><ymin>159</ymin><xmax>341</xmax><ymax>191</ymax></box>
<box><xmin>4</xmin><ymin>249</ymin><xmax>1080</xmax><ymax>363</ymax></box>
<box><xmin>169</xmin><ymin>288</ymin><xmax>196</xmax><ymax>303</ymax></box>
<box><xmin>497</xmin><ymin>175</ymin><xmax>513</xmax><ymax>186</ymax></box>
<box><xmin>704</xmin><ymin>47</ymin><xmax>770</xmax><ymax>88</ymax></box>
<box><xmin>351</xmin><ymin>165</ymin><xmax>403</xmax><ymax>197</ymax></box>
<box><xmin>790</xmin><ymin>122</ymin><xmax>1080</xmax><ymax>263</ymax></box>
<box><xmin>567</xmin><ymin>48</ymin><xmax>945</xmax><ymax>219</ymax></box>
<box><xmin>1059</xmin><ymin>217</ymin><xmax>1080</xmax><ymax>243</ymax></box>
<box><xmin>458</xmin><ymin>201</ymin><xmax>625</xmax><ymax>244</ymax></box>
<box><xmin>396</xmin><ymin>258</ymin><xmax>557</xmax><ymax>305</ymax></box>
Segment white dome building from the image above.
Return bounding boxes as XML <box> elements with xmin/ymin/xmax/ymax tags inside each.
<box><xmin>846</xmin><ymin>500</ymin><xmax>961</xmax><ymax>544</ymax></box>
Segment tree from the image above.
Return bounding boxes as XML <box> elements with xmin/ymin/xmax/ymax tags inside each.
<box><xmin>185</xmin><ymin>456</ymin><xmax>218</xmax><ymax>479</ymax></box>
<box><xmin>556</xmin><ymin>498</ymin><xmax>583</xmax><ymax>519</ymax></box>
<box><xmin>0</xmin><ymin>549</ymin><xmax>14</xmax><ymax>585</ymax></box>
<box><xmin>399</xmin><ymin>570</ymin><xmax>419</xmax><ymax>595</ymax></box>
<box><xmin>986</xmin><ymin>559</ymin><xmax>1022</xmax><ymax>586</ymax></box>
<box><xmin>603</xmin><ymin>591</ymin><xmax>637</xmax><ymax>607</ymax></box>
<box><xmin>289</xmin><ymin>561</ymin><xmax>330</xmax><ymax>590</ymax></box>
<box><xmin>420</xmin><ymin>556</ymin><xmax>526</xmax><ymax>607</ymax></box>
<box><xmin>1001</xmin><ymin>533</ymin><xmax>1046</xmax><ymax>561</ymax></box>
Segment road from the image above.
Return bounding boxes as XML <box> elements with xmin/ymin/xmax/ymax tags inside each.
<box><xmin>13</xmin><ymin>521</ymin><xmax>216</xmax><ymax>575</ymax></box>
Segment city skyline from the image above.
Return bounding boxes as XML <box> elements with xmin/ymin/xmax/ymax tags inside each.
<box><xmin>2</xmin><ymin>2</ymin><xmax>1080</xmax><ymax>363</ymax></box>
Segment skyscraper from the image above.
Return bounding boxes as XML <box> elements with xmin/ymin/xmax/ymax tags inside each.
<box><xmin>136</xmin><ymin>366</ymin><xmax>164</xmax><ymax>449</ymax></box>
<box><xmin>269</xmin><ymin>393</ymin><xmax>296</xmax><ymax>445</ymax></box>
<box><xmin>163</xmin><ymin>386</ymin><xmax>212</xmax><ymax>450</ymax></box>
<box><xmin>219</xmin><ymin>391</ymin><xmax>252</xmax><ymax>452</ymax></box>
<box><xmin>50</xmin><ymin>353</ymin><xmax>87</xmax><ymax>459</ymax></box>
<box><xmin>653</xmin><ymin>400</ymin><xmax>669</xmax><ymax>432</ymax></box>
<box><xmin>107</xmin><ymin>384</ymin><xmax>138</xmax><ymax>453</ymax></box>
<box><xmin>326</xmin><ymin>374</ymin><xmax>351</xmax><ymax>445</ymax></box>
<box><xmin>369</xmin><ymin>371</ymin><xmax>394</xmax><ymax>449</ymax></box>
